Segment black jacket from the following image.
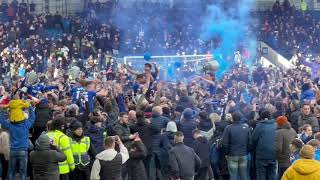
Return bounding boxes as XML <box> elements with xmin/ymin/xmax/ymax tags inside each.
<box><xmin>289</xmin><ymin>110</ymin><xmax>300</xmax><ymax>132</ymax></box>
<box><xmin>127</xmin><ymin>140</ymin><xmax>148</xmax><ymax>180</ymax></box>
<box><xmin>34</xmin><ymin>103</ymin><xmax>52</xmax><ymax>129</ymax></box>
<box><xmin>193</xmin><ymin>136</ymin><xmax>211</xmax><ymax>168</ymax></box>
<box><xmin>114</xmin><ymin>122</ymin><xmax>132</xmax><ymax>148</ymax></box>
<box><xmin>151</xmin><ymin>113</ymin><xmax>169</xmax><ymax>154</ymax></box>
<box><xmin>178</xmin><ymin>120</ymin><xmax>197</xmax><ymax>148</ymax></box>
<box><xmin>130</xmin><ymin>118</ymin><xmax>159</xmax><ymax>155</ymax></box>
<box><xmin>169</xmin><ymin>143</ymin><xmax>201</xmax><ymax>179</ymax></box>
<box><xmin>159</xmin><ymin>131</ymin><xmax>175</xmax><ymax>168</ymax></box>
<box><xmin>221</xmin><ymin>122</ymin><xmax>251</xmax><ymax>156</ymax></box>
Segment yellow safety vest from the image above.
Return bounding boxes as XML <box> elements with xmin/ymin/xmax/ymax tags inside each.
<box><xmin>70</xmin><ymin>136</ymin><xmax>91</xmax><ymax>166</ymax></box>
<box><xmin>301</xmin><ymin>1</ymin><xmax>307</xmax><ymax>11</ymax></box>
<box><xmin>47</xmin><ymin>130</ymin><xmax>75</xmax><ymax>174</ymax></box>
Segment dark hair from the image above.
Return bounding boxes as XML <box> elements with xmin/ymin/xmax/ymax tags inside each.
<box><xmin>162</xmin><ymin>107</ymin><xmax>171</xmax><ymax>115</ymax></box>
<box><xmin>128</xmin><ymin>104</ymin><xmax>136</xmax><ymax>111</ymax></box>
<box><xmin>232</xmin><ymin>111</ymin><xmax>243</xmax><ymax>122</ymax></box>
<box><xmin>291</xmin><ymin>138</ymin><xmax>303</xmax><ymax>149</ymax></box>
<box><xmin>136</xmin><ymin>110</ymin><xmax>145</xmax><ymax>119</ymax></box>
<box><xmin>104</xmin><ymin>137</ymin><xmax>115</xmax><ymax>148</ymax></box>
<box><xmin>50</xmin><ymin>117</ymin><xmax>65</xmax><ymax>131</ymax></box>
<box><xmin>192</xmin><ymin>129</ymin><xmax>201</xmax><ymax>135</ymax></box>
<box><xmin>144</xmin><ymin>63</ymin><xmax>152</xmax><ymax>69</ymax></box>
<box><xmin>260</xmin><ymin>110</ymin><xmax>271</xmax><ymax>119</ymax></box>
<box><xmin>302</xmin><ymin>124</ymin><xmax>312</xmax><ymax>131</ymax></box>
<box><xmin>120</xmin><ymin>112</ymin><xmax>128</xmax><ymax>118</ymax></box>
<box><xmin>302</xmin><ymin>103</ymin><xmax>311</xmax><ymax>108</ymax></box>
<box><xmin>199</xmin><ymin>111</ymin><xmax>208</xmax><ymax>119</ymax></box>
<box><xmin>175</xmin><ymin>131</ymin><xmax>184</xmax><ymax>137</ymax></box>
<box><xmin>136</xmin><ymin>74</ymin><xmax>144</xmax><ymax>79</ymax></box>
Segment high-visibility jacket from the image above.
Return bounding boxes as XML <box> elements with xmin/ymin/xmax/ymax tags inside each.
<box><xmin>70</xmin><ymin>136</ymin><xmax>91</xmax><ymax>166</ymax></box>
<box><xmin>47</xmin><ymin>130</ymin><xmax>75</xmax><ymax>174</ymax></box>
<box><xmin>301</xmin><ymin>0</ymin><xmax>307</xmax><ymax>11</ymax></box>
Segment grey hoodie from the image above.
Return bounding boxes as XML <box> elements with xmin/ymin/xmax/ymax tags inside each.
<box><xmin>30</xmin><ymin>134</ymin><xmax>66</xmax><ymax>180</ymax></box>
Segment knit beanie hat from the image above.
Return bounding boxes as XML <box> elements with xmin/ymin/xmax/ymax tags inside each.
<box><xmin>166</xmin><ymin>121</ymin><xmax>177</xmax><ymax>133</ymax></box>
<box><xmin>276</xmin><ymin>116</ymin><xmax>288</xmax><ymax>127</ymax></box>
<box><xmin>300</xmin><ymin>145</ymin><xmax>316</xmax><ymax>159</ymax></box>
<box><xmin>70</xmin><ymin>120</ymin><xmax>83</xmax><ymax>131</ymax></box>
<box><xmin>182</xmin><ymin>108</ymin><xmax>193</xmax><ymax>121</ymax></box>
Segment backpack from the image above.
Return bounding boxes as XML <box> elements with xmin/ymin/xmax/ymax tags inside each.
<box><xmin>209</xmin><ymin>134</ymin><xmax>223</xmax><ymax>165</ymax></box>
<box><xmin>159</xmin><ymin>134</ymin><xmax>174</xmax><ymax>167</ymax></box>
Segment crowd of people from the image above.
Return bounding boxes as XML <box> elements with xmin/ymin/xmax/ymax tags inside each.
<box><xmin>258</xmin><ymin>0</ymin><xmax>320</xmax><ymax>60</ymax></box>
<box><xmin>0</xmin><ymin>1</ymin><xmax>320</xmax><ymax>180</ymax></box>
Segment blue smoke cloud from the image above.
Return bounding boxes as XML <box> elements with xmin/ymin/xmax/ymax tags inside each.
<box><xmin>201</xmin><ymin>0</ymin><xmax>257</xmax><ymax>76</ymax></box>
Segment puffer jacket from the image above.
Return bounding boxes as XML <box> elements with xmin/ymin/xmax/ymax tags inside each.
<box><xmin>252</xmin><ymin>118</ymin><xmax>276</xmax><ymax>160</ymax></box>
<box><xmin>151</xmin><ymin>113</ymin><xmax>169</xmax><ymax>155</ymax></box>
<box><xmin>178</xmin><ymin>120</ymin><xmax>197</xmax><ymax>148</ymax></box>
<box><xmin>282</xmin><ymin>159</ymin><xmax>320</xmax><ymax>180</ymax></box>
<box><xmin>7</xmin><ymin>99</ymin><xmax>30</xmax><ymax>122</ymax></box>
<box><xmin>289</xmin><ymin>110</ymin><xmax>301</xmax><ymax>132</ymax></box>
<box><xmin>275</xmin><ymin>122</ymin><xmax>297</xmax><ymax>168</ymax></box>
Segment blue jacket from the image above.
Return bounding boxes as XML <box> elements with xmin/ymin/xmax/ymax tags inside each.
<box><xmin>27</xmin><ymin>84</ymin><xmax>58</xmax><ymax>97</ymax></box>
<box><xmin>0</xmin><ymin>106</ymin><xmax>35</xmax><ymax>151</ymax></box>
<box><xmin>290</xmin><ymin>151</ymin><xmax>300</xmax><ymax>164</ymax></box>
<box><xmin>117</xmin><ymin>94</ymin><xmax>126</xmax><ymax>113</ymax></box>
<box><xmin>252</xmin><ymin>118</ymin><xmax>276</xmax><ymax>160</ymax></box>
<box><xmin>85</xmin><ymin>123</ymin><xmax>106</xmax><ymax>153</ymax></box>
<box><xmin>315</xmin><ymin>148</ymin><xmax>320</xmax><ymax>161</ymax></box>
<box><xmin>221</xmin><ymin>122</ymin><xmax>251</xmax><ymax>156</ymax></box>
<box><xmin>300</xmin><ymin>89</ymin><xmax>316</xmax><ymax>101</ymax></box>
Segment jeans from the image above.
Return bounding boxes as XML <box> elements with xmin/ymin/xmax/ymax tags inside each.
<box><xmin>278</xmin><ymin>166</ymin><xmax>288</xmax><ymax>180</ymax></box>
<box><xmin>227</xmin><ymin>156</ymin><xmax>248</xmax><ymax>180</ymax></box>
<box><xmin>256</xmin><ymin>159</ymin><xmax>277</xmax><ymax>180</ymax></box>
<box><xmin>7</xmin><ymin>151</ymin><xmax>28</xmax><ymax>180</ymax></box>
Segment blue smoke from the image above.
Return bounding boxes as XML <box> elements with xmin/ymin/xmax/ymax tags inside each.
<box><xmin>201</xmin><ymin>0</ymin><xmax>257</xmax><ymax>76</ymax></box>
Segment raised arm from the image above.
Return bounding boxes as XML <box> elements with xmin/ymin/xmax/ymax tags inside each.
<box><xmin>25</xmin><ymin>106</ymin><xmax>35</xmax><ymax>129</ymax></box>
<box><xmin>153</xmin><ymin>63</ymin><xmax>159</xmax><ymax>78</ymax></box>
<box><xmin>124</xmin><ymin>64</ymin><xmax>139</xmax><ymax>75</ymax></box>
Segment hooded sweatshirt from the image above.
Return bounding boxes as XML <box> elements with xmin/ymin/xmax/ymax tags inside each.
<box><xmin>30</xmin><ymin>134</ymin><xmax>66</xmax><ymax>180</ymax></box>
<box><xmin>7</xmin><ymin>99</ymin><xmax>30</xmax><ymax>122</ymax></box>
<box><xmin>275</xmin><ymin>122</ymin><xmax>297</xmax><ymax>168</ymax></box>
<box><xmin>282</xmin><ymin>159</ymin><xmax>320</xmax><ymax>180</ymax></box>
